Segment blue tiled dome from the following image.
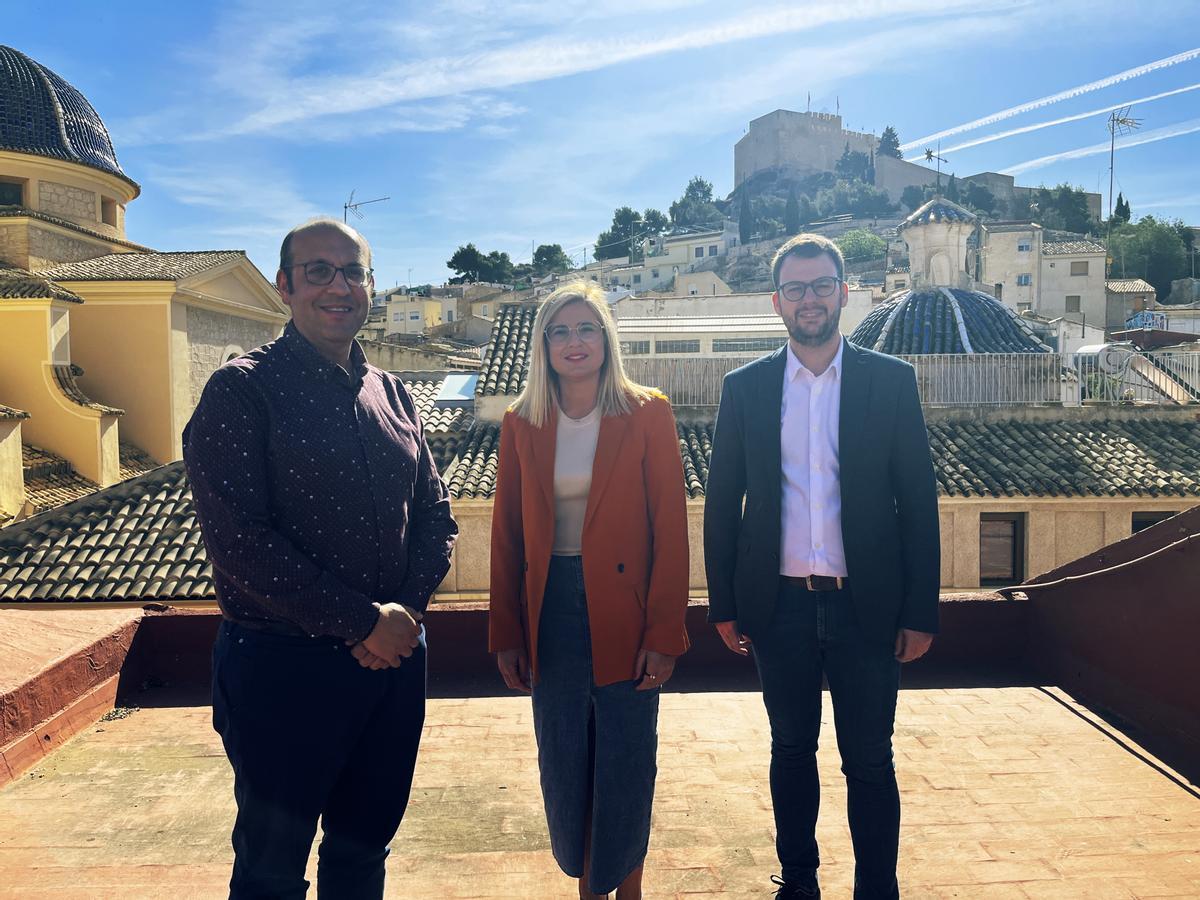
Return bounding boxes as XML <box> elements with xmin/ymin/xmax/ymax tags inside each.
<box><xmin>0</xmin><ymin>45</ymin><xmax>133</xmax><ymax>186</ymax></box>
<box><xmin>850</xmin><ymin>288</ymin><xmax>1051</xmax><ymax>354</ymax></box>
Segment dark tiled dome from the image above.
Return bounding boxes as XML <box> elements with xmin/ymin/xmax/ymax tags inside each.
<box><xmin>899</xmin><ymin>196</ymin><xmax>978</xmax><ymax>229</ymax></box>
<box><xmin>851</xmin><ymin>288</ymin><xmax>1051</xmax><ymax>354</ymax></box>
<box><xmin>0</xmin><ymin>45</ymin><xmax>133</xmax><ymax>186</ymax></box>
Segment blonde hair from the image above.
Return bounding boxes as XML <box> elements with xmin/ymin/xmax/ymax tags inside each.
<box><xmin>511</xmin><ymin>280</ymin><xmax>656</xmax><ymax>427</ymax></box>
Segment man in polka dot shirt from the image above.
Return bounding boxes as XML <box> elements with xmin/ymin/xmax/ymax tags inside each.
<box><xmin>184</xmin><ymin>217</ymin><xmax>458</xmax><ymax>899</ymax></box>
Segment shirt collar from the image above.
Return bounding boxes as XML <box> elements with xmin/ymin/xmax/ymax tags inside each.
<box><xmin>785</xmin><ymin>336</ymin><xmax>844</xmax><ymax>383</ymax></box>
<box><xmin>280</xmin><ymin>320</ymin><xmax>369</xmax><ymax>386</ymax></box>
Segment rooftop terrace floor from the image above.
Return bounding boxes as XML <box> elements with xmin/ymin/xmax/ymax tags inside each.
<box><xmin>1</xmin><ymin>686</ymin><xmax>1198</xmax><ymax>899</ymax></box>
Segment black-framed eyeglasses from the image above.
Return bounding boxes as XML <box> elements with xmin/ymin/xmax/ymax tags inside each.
<box><xmin>289</xmin><ymin>261</ymin><xmax>374</xmax><ymax>287</ymax></box>
<box><xmin>779</xmin><ymin>277</ymin><xmax>842</xmax><ymax>302</ymax></box>
<box><xmin>544</xmin><ymin>322</ymin><xmax>604</xmax><ymax>345</ymax></box>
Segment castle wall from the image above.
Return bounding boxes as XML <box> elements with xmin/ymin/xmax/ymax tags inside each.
<box><xmin>734</xmin><ymin>109</ymin><xmax>877</xmax><ymax>187</ymax></box>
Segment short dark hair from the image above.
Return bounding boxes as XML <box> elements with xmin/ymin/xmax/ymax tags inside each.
<box><xmin>278</xmin><ymin>217</ymin><xmax>372</xmax><ymax>291</ymax></box>
<box><xmin>770</xmin><ymin>233</ymin><xmax>845</xmax><ymax>288</ymax></box>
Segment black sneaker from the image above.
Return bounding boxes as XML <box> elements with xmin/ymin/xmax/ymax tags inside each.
<box><xmin>770</xmin><ymin>874</ymin><xmax>820</xmax><ymax>898</ymax></box>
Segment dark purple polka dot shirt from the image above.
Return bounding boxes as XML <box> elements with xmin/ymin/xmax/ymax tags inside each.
<box><xmin>183</xmin><ymin>321</ymin><xmax>459</xmax><ymax>642</ymax></box>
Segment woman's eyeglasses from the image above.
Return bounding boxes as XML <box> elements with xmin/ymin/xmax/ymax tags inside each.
<box><xmin>545</xmin><ymin>322</ymin><xmax>604</xmax><ymax>345</ymax></box>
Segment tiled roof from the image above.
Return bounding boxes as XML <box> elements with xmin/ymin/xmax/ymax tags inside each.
<box><xmin>444</xmin><ymin>424</ymin><xmax>500</xmax><ymax>498</ymax></box>
<box><xmin>0</xmin><ymin>404</ymin><xmax>29</xmax><ymax>420</ymax></box>
<box><xmin>119</xmin><ymin>443</ymin><xmax>160</xmax><ymax>481</ymax></box>
<box><xmin>851</xmin><ymin>288</ymin><xmax>1051</xmax><ymax>354</ymax></box>
<box><xmin>1043</xmin><ymin>240</ymin><xmax>1106</xmax><ymax>256</ymax></box>
<box><xmin>0</xmin><ymin>206</ymin><xmax>152</xmax><ymax>252</ymax></box>
<box><xmin>52</xmin><ymin>364</ymin><xmax>123</xmax><ymax>415</ymax></box>
<box><xmin>437</xmin><ymin>417</ymin><xmax>1200</xmax><ymax>501</ymax></box>
<box><xmin>477</xmin><ymin>304</ymin><xmax>536</xmax><ymax>396</ymax></box>
<box><xmin>41</xmin><ymin>251</ymin><xmax>247</xmax><ymax>282</ymax></box>
<box><xmin>403</xmin><ymin>376</ymin><xmax>472</xmax><ymax>434</ymax></box>
<box><xmin>22</xmin><ymin>443</ymin><xmax>98</xmax><ymax>512</ymax></box>
<box><xmin>0</xmin><ymin>462</ymin><xmax>210</xmax><ymax>602</ymax></box>
<box><xmin>1107</xmin><ymin>279</ymin><xmax>1156</xmax><ymax>294</ymax></box>
<box><xmin>0</xmin><ymin>266</ymin><xmax>83</xmax><ymax>303</ymax></box>
<box><xmin>926</xmin><ymin>419</ymin><xmax>1200</xmax><ymax>497</ymax></box>
<box><xmin>0</xmin><ymin>45</ymin><xmax>135</xmax><ymax>186</ymax></box>
<box><xmin>900</xmin><ymin>196</ymin><xmax>978</xmax><ymax>229</ymax></box>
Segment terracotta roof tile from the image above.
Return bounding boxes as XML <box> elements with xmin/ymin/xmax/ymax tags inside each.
<box><xmin>1043</xmin><ymin>240</ymin><xmax>1106</xmax><ymax>256</ymax></box>
<box><xmin>1107</xmin><ymin>279</ymin><xmax>1156</xmax><ymax>294</ymax></box>
<box><xmin>403</xmin><ymin>376</ymin><xmax>472</xmax><ymax>434</ymax></box>
<box><xmin>52</xmin><ymin>364</ymin><xmax>123</xmax><ymax>415</ymax></box>
<box><xmin>0</xmin><ymin>265</ymin><xmax>83</xmax><ymax>303</ymax></box>
<box><xmin>0</xmin><ymin>462</ymin><xmax>211</xmax><ymax>603</ymax></box>
<box><xmin>477</xmin><ymin>304</ymin><xmax>536</xmax><ymax>396</ymax></box>
<box><xmin>0</xmin><ymin>404</ymin><xmax>29</xmax><ymax>420</ymax></box>
<box><xmin>41</xmin><ymin>251</ymin><xmax>247</xmax><ymax>281</ymax></box>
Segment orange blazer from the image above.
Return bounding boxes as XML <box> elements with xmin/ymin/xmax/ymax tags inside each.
<box><xmin>488</xmin><ymin>392</ymin><xmax>690</xmax><ymax>687</ymax></box>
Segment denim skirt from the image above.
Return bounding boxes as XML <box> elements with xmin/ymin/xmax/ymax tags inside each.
<box><xmin>532</xmin><ymin>554</ymin><xmax>660</xmax><ymax>894</ymax></box>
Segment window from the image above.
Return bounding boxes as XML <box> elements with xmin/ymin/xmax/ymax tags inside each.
<box><xmin>1070</xmin><ymin>260</ymin><xmax>1089</xmax><ymax>276</ymax></box>
<box><xmin>895</xmin><ymin>280</ymin><xmax>907</xmax><ymax>290</ymax></box>
<box><xmin>1065</xmin><ymin>295</ymin><xmax>1081</xmax><ymax>313</ymax></box>
<box><xmin>620</xmin><ymin>340</ymin><xmax>650</xmax><ymax>355</ymax></box>
<box><xmin>695</xmin><ymin>247</ymin><xmax>704</xmax><ymax>259</ymax></box>
<box><xmin>1017</xmin><ymin>240</ymin><xmax>1032</xmax><ymax>252</ymax></box>
<box><xmin>392</xmin><ymin>312</ymin><xmax>401</xmax><ymax>322</ymax></box>
<box><xmin>712</xmin><ymin>337</ymin><xmax>788</xmax><ymax>353</ymax></box>
<box><xmin>633</xmin><ymin>274</ymin><xmax>642</xmax><ymax>284</ymax></box>
<box><xmin>993</xmin><ymin>283</ymin><xmax>1003</xmax><ymax>300</ymax></box>
<box><xmin>655</xmin><ymin>339</ymin><xmax>701</xmax><ymax>353</ymax></box>
<box><xmin>481</xmin><ymin>305</ymin><xmax>488</xmax><ymax>317</ymax></box>
<box><xmin>651</xmin><ymin>269</ymin><xmax>659</xmax><ymax>279</ymax></box>
<box><xmin>1132</xmin><ymin>511</ymin><xmax>1176</xmax><ymax>533</ymax></box>
<box><xmin>689</xmin><ymin>286</ymin><xmax>699</xmax><ymax>295</ymax></box>
<box><xmin>0</xmin><ymin>178</ymin><xmax>24</xmax><ymax>206</ymax></box>
<box><xmin>1016</xmin><ymin>273</ymin><xmax>1032</xmax><ymax>286</ymax></box>
<box><xmin>446</xmin><ymin>310</ymin><xmax>454</xmax><ymax>322</ymax></box>
<box><xmin>708</xmin><ymin>245</ymin><xmax>718</xmax><ymax>256</ymax></box>
<box><xmin>1018</xmin><ymin>303</ymin><xmax>1032</xmax><ymax>313</ymax></box>
<box><xmin>409</xmin><ymin>311</ymin><xmax>420</xmax><ymax>320</ymax></box>
<box><xmin>979</xmin><ymin>513</ymin><xmax>1025</xmax><ymax>586</ymax></box>
<box><xmin>101</xmin><ymin>197</ymin><xmax>117</xmax><ymax>226</ymax></box>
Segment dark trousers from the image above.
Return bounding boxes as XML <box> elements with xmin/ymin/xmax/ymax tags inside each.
<box><xmin>212</xmin><ymin>621</ymin><xmax>426</xmax><ymax>900</ymax></box>
<box><xmin>751</xmin><ymin>582</ymin><xmax>901</xmax><ymax>899</ymax></box>
<box><xmin>532</xmin><ymin>555</ymin><xmax>660</xmax><ymax>895</ymax></box>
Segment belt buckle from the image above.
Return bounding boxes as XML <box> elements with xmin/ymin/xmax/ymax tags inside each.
<box><xmin>805</xmin><ymin>575</ymin><xmax>816</xmax><ymax>591</ymax></box>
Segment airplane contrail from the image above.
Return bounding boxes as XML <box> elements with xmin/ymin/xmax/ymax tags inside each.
<box><xmin>1000</xmin><ymin>117</ymin><xmax>1200</xmax><ymax>177</ymax></box>
<box><xmin>900</xmin><ymin>46</ymin><xmax>1200</xmax><ymax>151</ymax></box>
<box><xmin>942</xmin><ymin>82</ymin><xmax>1200</xmax><ymax>154</ymax></box>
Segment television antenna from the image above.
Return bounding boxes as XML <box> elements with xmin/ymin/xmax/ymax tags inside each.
<box><xmin>1107</xmin><ymin>106</ymin><xmax>1140</xmax><ymax>223</ymax></box>
<box><xmin>343</xmin><ymin>189</ymin><xmax>390</xmax><ymax>223</ymax></box>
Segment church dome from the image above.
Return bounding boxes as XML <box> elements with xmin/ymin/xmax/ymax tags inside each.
<box><xmin>850</xmin><ymin>287</ymin><xmax>1052</xmax><ymax>354</ymax></box>
<box><xmin>0</xmin><ymin>45</ymin><xmax>134</xmax><ymax>187</ymax></box>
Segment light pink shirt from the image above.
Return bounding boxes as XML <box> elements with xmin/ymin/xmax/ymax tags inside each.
<box><xmin>780</xmin><ymin>339</ymin><xmax>848</xmax><ymax>578</ymax></box>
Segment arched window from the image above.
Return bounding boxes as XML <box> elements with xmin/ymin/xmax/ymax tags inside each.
<box><xmin>221</xmin><ymin>344</ymin><xmax>245</xmax><ymax>363</ymax></box>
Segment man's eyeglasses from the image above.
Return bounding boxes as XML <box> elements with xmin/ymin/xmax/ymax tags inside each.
<box><xmin>544</xmin><ymin>322</ymin><xmax>604</xmax><ymax>345</ymax></box>
<box><xmin>289</xmin><ymin>261</ymin><xmax>374</xmax><ymax>287</ymax></box>
<box><xmin>778</xmin><ymin>277</ymin><xmax>842</xmax><ymax>302</ymax></box>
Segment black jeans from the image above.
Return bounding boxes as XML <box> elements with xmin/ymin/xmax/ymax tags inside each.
<box><xmin>212</xmin><ymin>621</ymin><xmax>426</xmax><ymax>899</ymax></box>
<box><xmin>751</xmin><ymin>582</ymin><xmax>901</xmax><ymax>899</ymax></box>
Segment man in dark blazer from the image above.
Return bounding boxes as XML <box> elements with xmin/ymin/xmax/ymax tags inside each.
<box><xmin>704</xmin><ymin>234</ymin><xmax>940</xmax><ymax>899</ymax></box>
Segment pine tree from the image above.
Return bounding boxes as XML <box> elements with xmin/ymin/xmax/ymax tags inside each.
<box><xmin>877</xmin><ymin>126</ymin><xmax>903</xmax><ymax>159</ymax></box>
<box><xmin>946</xmin><ymin>174</ymin><xmax>960</xmax><ymax>203</ymax></box>
<box><xmin>784</xmin><ymin>190</ymin><xmax>801</xmax><ymax>235</ymax></box>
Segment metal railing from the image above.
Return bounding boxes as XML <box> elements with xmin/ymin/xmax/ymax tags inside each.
<box><xmin>625</xmin><ymin>350</ymin><xmax>1200</xmax><ymax>408</ymax></box>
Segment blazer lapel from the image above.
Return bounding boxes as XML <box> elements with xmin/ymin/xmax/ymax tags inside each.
<box><xmin>583</xmin><ymin>413</ymin><xmax>629</xmax><ymax>531</ymax></box>
<box><xmin>759</xmin><ymin>346</ymin><xmax>787</xmax><ymax>515</ymax></box>
<box><xmin>529</xmin><ymin>408</ymin><xmax>558</xmax><ymax>520</ymax></box>
<box><xmin>838</xmin><ymin>340</ymin><xmax>871</xmax><ymax>486</ymax></box>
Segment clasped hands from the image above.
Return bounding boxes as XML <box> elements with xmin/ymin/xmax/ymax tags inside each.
<box><xmin>346</xmin><ymin>602</ymin><xmax>423</xmax><ymax>670</ymax></box>
<box><xmin>496</xmin><ymin>646</ymin><xmax>676</xmax><ymax>693</ymax></box>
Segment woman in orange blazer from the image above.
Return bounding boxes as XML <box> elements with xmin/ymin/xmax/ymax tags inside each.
<box><xmin>489</xmin><ymin>280</ymin><xmax>689</xmax><ymax>899</ymax></box>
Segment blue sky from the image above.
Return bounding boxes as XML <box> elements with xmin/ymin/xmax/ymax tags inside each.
<box><xmin>8</xmin><ymin>1</ymin><xmax>1200</xmax><ymax>288</ymax></box>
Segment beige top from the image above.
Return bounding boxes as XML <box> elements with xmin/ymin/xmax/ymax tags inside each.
<box><xmin>552</xmin><ymin>405</ymin><xmax>602</xmax><ymax>555</ymax></box>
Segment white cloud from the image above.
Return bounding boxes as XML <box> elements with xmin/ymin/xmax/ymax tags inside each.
<box><xmin>941</xmin><ymin>81</ymin><xmax>1200</xmax><ymax>154</ymax></box>
<box><xmin>901</xmin><ymin>45</ymin><xmax>1200</xmax><ymax>151</ymax></box>
<box><xmin>1000</xmin><ymin>117</ymin><xmax>1200</xmax><ymax>177</ymax></box>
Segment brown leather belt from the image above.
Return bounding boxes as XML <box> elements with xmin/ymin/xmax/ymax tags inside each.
<box><xmin>781</xmin><ymin>574</ymin><xmax>848</xmax><ymax>592</ymax></box>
